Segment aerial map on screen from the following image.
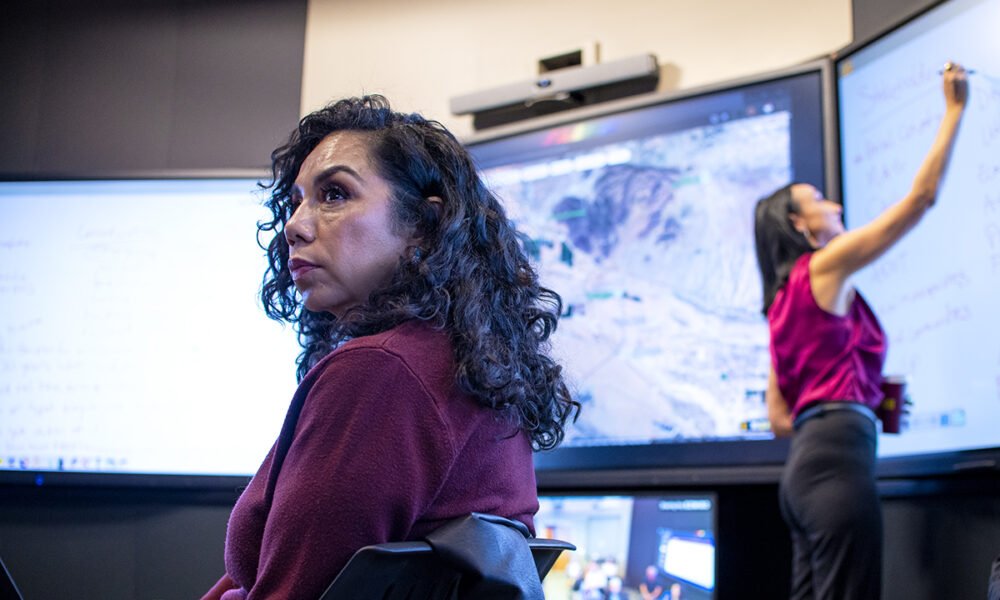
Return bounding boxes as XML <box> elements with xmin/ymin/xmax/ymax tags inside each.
<box><xmin>482</xmin><ymin>111</ymin><xmax>791</xmax><ymax>445</ymax></box>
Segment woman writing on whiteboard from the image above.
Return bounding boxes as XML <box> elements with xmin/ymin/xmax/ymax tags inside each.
<box><xmin>201</xmin><ymin>95</ymin><xmax>577</xmax><ymax>600</ymax></box>
<box><xmin>753</xmin><ymin>63</ymin><xmax>968</xmax><ymax>599</ymax></box>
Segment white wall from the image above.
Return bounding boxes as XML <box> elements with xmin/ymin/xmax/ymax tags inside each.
<box><xmin>302</xmin><ymin>0</ymin><xmax>852</xmax><ymax>138</ymax></box>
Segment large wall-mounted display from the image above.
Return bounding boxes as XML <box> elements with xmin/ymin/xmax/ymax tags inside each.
<box><xmin>467</xmin><ymin>60</ymin><xmax>836</xmax><ymax>482</ymax></box>
<box><xmin>0</xmin><ymin>178</ymin><xmax>300</xmax><ymax>485</ymax></box>
<box><xmin>837</xmin><ymin>0</ymin><xmax>1000</xmax><ymax>474</ymax></box>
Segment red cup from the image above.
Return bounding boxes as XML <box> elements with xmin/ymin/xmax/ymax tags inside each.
<box><xmin>879</xmin><ymin>375</ymin><xmax>907</xmax><ymax>434</ymax></box>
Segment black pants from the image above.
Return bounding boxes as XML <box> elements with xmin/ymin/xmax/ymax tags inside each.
<box><xmin>780</xmin><ymin>409</ymin><xmax>882</xmax><ymax>599</ymax></box>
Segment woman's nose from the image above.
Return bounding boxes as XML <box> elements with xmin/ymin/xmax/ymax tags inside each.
<box><xmin>284</xmin><ymin>205</ymin><xmax>313</xmax><ymax>246</ymax></box>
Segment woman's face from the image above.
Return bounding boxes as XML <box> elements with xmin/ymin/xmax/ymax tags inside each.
<box><xmin>789</xmin><ymin>183</ymin><xmax>844</xmax><ymax>247</ymax></box>
<box><xmin>284</xmin><ymin>131</ymin><xmax>414</xmax><ymax>317</ymax></box>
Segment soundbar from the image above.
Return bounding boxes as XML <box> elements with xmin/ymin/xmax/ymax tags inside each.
<box><xmin>449</xmin><ymin>54</ymin><xmax>659</xmax><ymax>118</ymax></box>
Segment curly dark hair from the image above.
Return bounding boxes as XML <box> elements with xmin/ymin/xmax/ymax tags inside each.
<box><xmin>753</xmin><ymin>183</ymin><xmax>815</xmax><ymax>316</ymax></box>
<box><xmin>258</xmin><ymin>94</ymin><xmax>578</xmax><ymax>450</ymax></box>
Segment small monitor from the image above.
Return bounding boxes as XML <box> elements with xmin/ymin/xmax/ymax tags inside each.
<box><xmin>535</xmin><ymin>493</ymin><xmax>717</xmax><ymax>599</ymax></box>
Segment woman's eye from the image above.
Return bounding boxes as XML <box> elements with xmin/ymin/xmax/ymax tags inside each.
<box><xmin>321</xmin><ymin>184</ymin><xmax>349</xmax><ymax>203</ymax></box>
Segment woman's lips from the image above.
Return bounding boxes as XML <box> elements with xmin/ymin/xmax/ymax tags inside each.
<box><xmin>288</xmin><ymin>258</ymin><xmax>318</xmax><ymax>280</ymax></box>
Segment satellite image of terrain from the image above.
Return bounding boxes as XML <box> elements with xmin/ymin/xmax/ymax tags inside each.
<box><xmin>483</xmin><ymin>112</ymin><xmax>792</xmax><ymax>445</ymax></box>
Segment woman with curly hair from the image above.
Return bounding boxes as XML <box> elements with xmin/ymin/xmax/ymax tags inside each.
<box><xmin>202</xmin><ymin>95</ymin><xmax>578</xmax><ymax>600</ymax></box>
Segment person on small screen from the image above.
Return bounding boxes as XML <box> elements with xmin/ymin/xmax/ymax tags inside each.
<box><xmin>201</xmin><ymin>95</ymin><xmax>578</xmax><ymax>600</ymax></box>
<box><xmin>606</xmin><ymin>575</ymin><xmax>627</xmax><ymax>600</ymax></box>
<box><xmin>640</xmin><ymin>565</ymin><xmax>664</xmax><ymax>600</ymax></box>
<box><xmin>669</xmin><ymin>582</ymin><xmax>682</xmax><ymax>600</ymax></box>
<box><xmin>753</xmin><ymin>63</ymin><xmax>968</xmax><ymax>599</ymax></box>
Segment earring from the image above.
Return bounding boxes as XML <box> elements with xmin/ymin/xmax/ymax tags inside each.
<box><xmin>410</xmin><ymin>247</ymin><xmax>424</xmax><ymax>264</ymax></box>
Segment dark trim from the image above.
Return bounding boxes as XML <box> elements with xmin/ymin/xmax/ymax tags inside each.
<box><xmin>0</xmin><ymin>169</ymin><xmax>269</xmax><ymax>182</ymax></box>
<box><xmin>838</xmin><ymin>0</ymin><xmax>948</xmax><ymax>61</ymax></box>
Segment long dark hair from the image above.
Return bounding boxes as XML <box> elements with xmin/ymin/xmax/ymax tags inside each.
<box><xmin>753</xmin><ymin>184</ymin><xmax>814</xmax><ymax>316</ymax></box>
<box><xmin>258</xmin><ymin>95</ymin><xmax>578</xmax><ymax>450</ymax></box>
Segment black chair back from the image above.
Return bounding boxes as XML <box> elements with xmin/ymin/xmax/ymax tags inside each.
<box><xmin>319</xmin><ymin>514</ymin><xmax>575</xmax><ymax>600</ymax></box>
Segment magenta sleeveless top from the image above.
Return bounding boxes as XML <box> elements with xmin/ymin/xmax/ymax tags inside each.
<box><xmin>767</xmin><ymin>253</ymin><xmax>886</xmax><ymax>416</ymax></box>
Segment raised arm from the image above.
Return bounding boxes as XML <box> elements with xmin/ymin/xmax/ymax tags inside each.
<box><xmin>812</xmin><ymin>62</ymin><xmax>969</xmax><ymax>288</ymax></box>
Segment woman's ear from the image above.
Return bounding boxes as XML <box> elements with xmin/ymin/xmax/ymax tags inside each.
<box><xmin>788</xmin><ymin>212</ymin><xmax>807</xmax><ymax>236</ymax></box>
<box><xmin>788</xmin><ymin>213</ymin><xmax>818</xmax><ymax>247</ymax></box>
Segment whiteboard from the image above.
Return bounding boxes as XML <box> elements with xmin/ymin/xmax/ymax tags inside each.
<box><xmin>838</xmin><ymin>0</ymin><xmax>1000</xmax><ymax>458</ymax></box>
<box><xmin>0</xmin><ymin>179</ymin><xmax>300</xmax><ymax>477</ymax></box>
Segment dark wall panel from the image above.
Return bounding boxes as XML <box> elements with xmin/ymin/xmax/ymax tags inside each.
<box><xmin>882</xmin><ymin>488</ymin><xmax>1000</xmax><ymax>600</ymax></box>
<box><xmin>0</xmin><ymin>0</ymin><xmax>306</xmax><ymax>175</ymax></box>
<box><xmin>0</xmin><ymin>487</ymin><xmax>238</xmax><ymax>599</ymax></box>
<box><xmin>852</xmin><ymin>0</ymin><xmax>939</xmax><ymax>43</ymax></box>
<box><xmin>169</xmin><ymin>1</ymin><xmax>306</xmax><ymax>169</ymax></box>
<box><xmin>1</xmin><ymin>7</ymin><xmax>48</xmax><ymax>174</ymax></box>
<box><xmin>35</xmin><ymin>4</ymin><xmax>178</xmax><ymax>173</ymax></box>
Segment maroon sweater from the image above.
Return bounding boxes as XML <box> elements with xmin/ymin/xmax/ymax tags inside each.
<box><xmin>202</xmin><ymin>321</ymin><xmax>539</xmax><ymax>600</ymax></box>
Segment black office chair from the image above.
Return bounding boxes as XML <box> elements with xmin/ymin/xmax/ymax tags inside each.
<box><xmin>318</xmin><ymin>513</ymin><xmax>575</xmax><ymax>600</ymax></box>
